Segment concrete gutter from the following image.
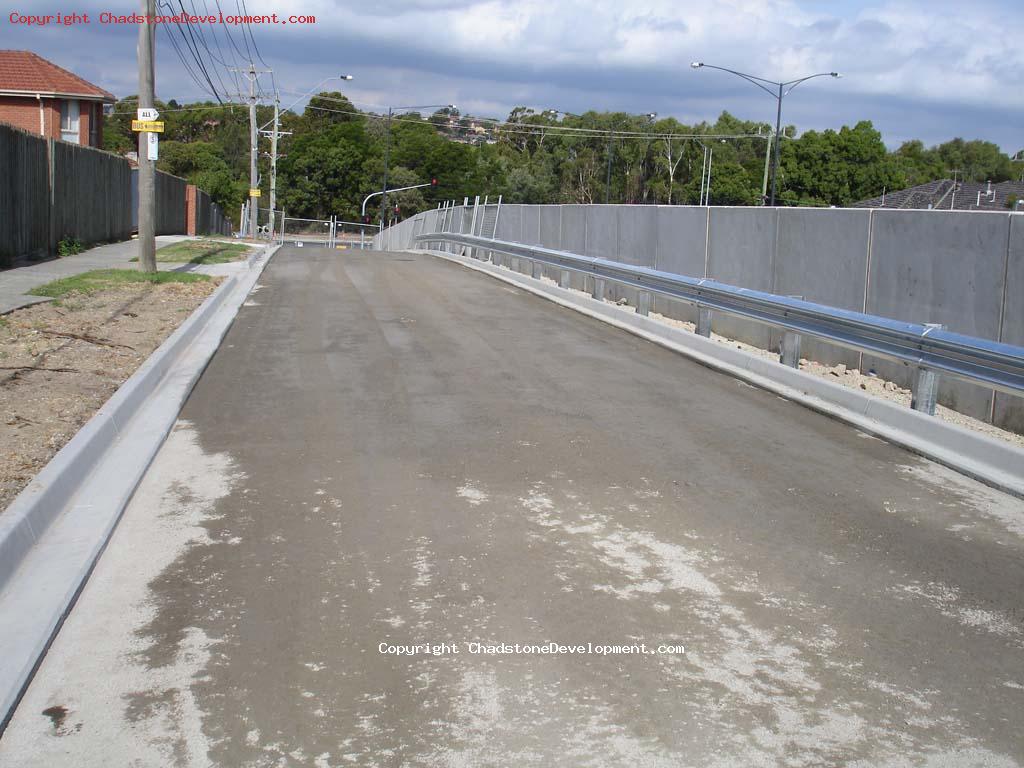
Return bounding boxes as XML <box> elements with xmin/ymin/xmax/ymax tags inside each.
<box><xmin>0</xmin><ymin>244</ymin><xmax>278</xmax><ymax>731</ymax></box>
<box><xmin>424</xmin><ymin>249</ymin><xmax>1024</xmax><ymax>499</ymax></box>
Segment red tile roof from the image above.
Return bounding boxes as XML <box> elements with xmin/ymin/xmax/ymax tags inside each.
<box><xmin>0</xmin><ymin>50</ymin><xmax>114</xmax><ymax>101</ymax></box>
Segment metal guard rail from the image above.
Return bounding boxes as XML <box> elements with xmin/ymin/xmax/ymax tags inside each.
<box><xmin>414</xmin><ymin>231</ymin><xmax>1024</xmax><ymax>398</ymax></box>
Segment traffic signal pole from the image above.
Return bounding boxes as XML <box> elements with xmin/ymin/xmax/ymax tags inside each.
<box><xmin>362</xmin><ymin>180</ymin><xmax>437</xmax><ymax>250</ymax></box>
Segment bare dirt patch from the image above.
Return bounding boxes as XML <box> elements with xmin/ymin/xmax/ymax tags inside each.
<box><xmin>0</xmin><ymin>278</ymin><xmax>220</xmax><ymax>512</ymax></box>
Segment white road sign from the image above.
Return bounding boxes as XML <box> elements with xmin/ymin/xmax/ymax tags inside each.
<box><xmin>137</xmin><ymin>108</ymin><xmax>160</xmax><ymax>121</ymax></box>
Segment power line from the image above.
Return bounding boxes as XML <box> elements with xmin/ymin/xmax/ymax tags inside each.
<box><xmin>158</xmin><ymin>19</ymin><xmax>218</xmax><ymax>99</ymax></box>
<box><xmin>239</xmin><ymin>0</ymin><xmax>270</xmax><ymax>69</ymax></box>
<box><xmin>294</xmin><ymin>99</ymin><xmax>773</xmax><ymax>143</ymax></box>
<box><xmin>277</xmin><ymin>90</ymin><xmax>773</xmax><ymax>142</ymax></box>
<box><xmin>178</xmin><ymin>0</ymin><xmax>233</xmax><ymax>100</ymax></box>
<box><xmin>158</xmin><ymin>0</ymin><xmax>224</xmax><ymax>102</ymax></box>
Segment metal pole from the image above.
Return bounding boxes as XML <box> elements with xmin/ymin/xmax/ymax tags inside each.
<box><xmin>248</xmin><ymin>63</ymin><xmax>258</xmax><ymax>238</ymax></box>
<box><xmin>605</xmin><ymin>136</ymin><xmax>613</xmax><ymax>204</ymax></box>
<box><xmin>268</xmin><ymin>100</ymin><xmax>279</xmax><ymax>240</ymax></box>
<box><xmin>136</xmin><ymin>0</ymin><xmax>156</xmax><ymax>273</ymax></box>
<box><xmin>380</xmin><ymin>107</ymin><xmax>392</xmax><ymax>227</ymax></box>
<box><xmin>761</xmin><ymin>130</ymin><xmax>772</xmax><ymax>204</ymax></box>
<box><xmin>706</xmin><ymin>147</ymin><xmax>713</xmax><ymax>206</ymax></box>
<box><xmin>699</xmin><ymin>146</ymin><xmax>706</xmax><ymax>205</ymax></box>
<box><xmin>769</xmin><ymin>83</ymin><xmax>783</xmax><ymax>206</ymax></box>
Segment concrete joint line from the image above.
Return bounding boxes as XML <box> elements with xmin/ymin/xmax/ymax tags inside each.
<box><xmin>0</xmin><ymin>244</ymin><xmax>280</xmax><ymax>732</ymax></box>
<box><xmin>419</xmin><ymin>248</ymin><xmax>1024</xmax><ymax>500</ymax></box>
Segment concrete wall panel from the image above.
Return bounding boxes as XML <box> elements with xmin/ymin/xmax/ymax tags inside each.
<box><xmin>993</xmin><ymin>214</ymin><xmax>1024</xmax><ymax>432</ymax></box>
<box><xmin>655</xmin><ymin>206</ymin><xmax>707</xmax><ymax>278</ymax></box>
<box><xmin>865</xmin><ymin>210</ymin><xmax>1009</xmax><ymax>419</ymax></box>
<box><xmin>706</xmin><ymin>207</ymin><xmax>777</xmax><ymax>347</ymax></box>
<box><xmin>539</xmin><ymin>206</ymin><xmax>561</xmax><ymax>249</ymax></box>
<box><xmin>652</xmin><ymin>207</ymin><xmax>707</xmax><ymax>323</ymax></box>
<box><xmin>772</xmin><ymin>208</ymin><xmax>872</xmax><ymax>367</ymax></box>
<box><xmin>561</xmin><ymin>205</ymin><xmax>587</xmax><ymax>255</ymax></box>
<box><xmin>616</xmin><ymin>206</ymin><xmax>658</xmax><ymax>268</ymax></box>
<box><xmin>584</xmin><ymin>205</ymin><xmax>618</xmax><ymax>260</ymax></box>
<box><xmin>521</xmin><ymin>205</ymin><xmax>541</xmax><ymax>245</ymax></box>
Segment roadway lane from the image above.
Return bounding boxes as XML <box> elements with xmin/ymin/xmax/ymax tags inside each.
<box><xmin>3</xmin><ymin>246</ymin><xmax>1023</xmax><ymax>767</ymax></box>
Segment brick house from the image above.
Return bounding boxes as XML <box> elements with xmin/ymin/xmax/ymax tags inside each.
<box><xmin>0</xmin><ymin>50</ymin><xmax>114</xmax><ymax>147</ymax></box>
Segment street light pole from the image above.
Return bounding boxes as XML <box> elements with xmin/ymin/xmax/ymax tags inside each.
<box><xmin>693</xmin><ymin>138</ymin><xmax>712</xmax><ymax>205</ymax></box>
<box><xmin>691</xmin><ymin>62</ymin><xmax>840</xmax><ymax>206</ymax></box>
<box><xmin>771</xmin><ymin>82</ymin><xmax>783</xmax><ymax>208</ymax></box>
<box><xmin>381</xmin><ymin>107</ymin><xmax>393</xmax><ymax>227</ymax></box>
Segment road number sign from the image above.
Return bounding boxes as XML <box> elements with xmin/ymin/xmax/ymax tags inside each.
<box><xmin>137</xmin><ymin>108</ymin><xmax>159</xmax><ymax>121</ymax></box>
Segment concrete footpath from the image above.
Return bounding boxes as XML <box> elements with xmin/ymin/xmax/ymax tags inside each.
<box><xmin>0</xmin><ymin>236</ymin><xmax>191</xmax><ymax>314</ymax></box>
<box><xmin>1</xmin><ymin>247</ymin><xmax>1022</xmax><ymax>766</ymax></box>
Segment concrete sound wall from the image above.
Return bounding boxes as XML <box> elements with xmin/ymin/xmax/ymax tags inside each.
<box><xmin>706</xmin><ymin>207</ymin><xmax>777</xmax><ymax>348</ymax></box>
<box><xmin>652</xmin><ymin>206</ymin><xmax>708</xmax><ymax>323</ymax></box>
<box><xmin>994</xmin><ymin>214</ymin><xmax>1024</xmax><ymax>432</ymax></box>
<box><xmin>384</xmin><ymin>203</ymin><xmax>1024</xmax><ymax>434</ymax></box>
<box><xmin>864</xmin><ymin>210</ymin><xmax>1011</xmax><ymax>420</ymax></box>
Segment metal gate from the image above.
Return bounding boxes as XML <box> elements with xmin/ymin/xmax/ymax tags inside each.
<box><xmin>333</xmin><ymin>219</ymin><xmax>381</xmax><ymax>250</ymax></box>
<box><xmin>280</xmin><ymin>215</ymin><xmax>334</xmax><ymax>248</ymax></box>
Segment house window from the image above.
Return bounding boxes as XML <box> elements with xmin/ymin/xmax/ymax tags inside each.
<box><xmin>60</xmin><ymin>99</ymin><xmax>80</xmax><ymax>144</ymax></box>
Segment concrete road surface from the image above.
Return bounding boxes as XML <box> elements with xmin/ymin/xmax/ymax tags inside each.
<box><xmin>2</xmin><ymin>246</ymin><xmax>1023</xmax><ymax>767</ymax></box>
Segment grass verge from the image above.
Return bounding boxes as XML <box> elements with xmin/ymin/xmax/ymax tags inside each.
<box><xmin>129</xmin><ymin>239</ymin><xmax>251</xmax><ymax>265</ymax></box>
<box><xmin>28</xmin><ymin>269</ymin><xmax>211</xmax><ymax>299</ymax></box>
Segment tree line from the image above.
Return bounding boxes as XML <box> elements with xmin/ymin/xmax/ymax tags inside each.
<box><xmin>103</xmin><ymin>93</ymin><xmax>1024</xmax><ymax>225</ymax></box>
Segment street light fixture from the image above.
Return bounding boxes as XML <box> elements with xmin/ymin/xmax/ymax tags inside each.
<box><xmin>260</xmin><ymin>74</ymin><xmax>354</xmax><ymax>131</ymax></box>
<box><xmin>691</xmin><ymin>61</ymin><xmax>840</xmax><ymax>205</ymax></box>
<box><xmin>380</xmin><ymin>103</ymin><xmax>457</xmax><ymax>225</ymax></box>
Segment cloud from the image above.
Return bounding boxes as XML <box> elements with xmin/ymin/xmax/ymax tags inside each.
<box><xmin>1</xmin><ymin>0</ymin><xmax>1021</xmax><ymax>150</ymax></box>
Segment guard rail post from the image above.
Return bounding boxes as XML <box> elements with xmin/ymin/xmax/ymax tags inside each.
<box><xmin>911</xmin><ymin>324</ymin><xmax>945</xmax><ymax>415</ymax></box>
<box><xmin>696</xmin><ymin>307</ymin><xmax>713</xmax><ymax>337</ymax></box>
<box><xmin>781</xmin><ymin>332</ymin><xmax>802</xmax><ymax>368</ymax></box>
<box><xmin>592</xmin><ymin>278</ymin><xmax>606</xmax><ymax>302</ymax></box>
<box><xmin>559</xmin><ymin>270</ymin><xmax>572</xmax><ymax>289</ymax></box>
<box><xmin>780</xmin><ymin>296</ymin><xmax>803</xmax><ymax>368</ymax></box>
<box><xmin>532</xmin><ymin>261</ymin><xmax>543</xmax><ymax>280</ymax></box>
<box><xmin>637</xmin><ymin>291</ymin><xmax>651</xmax><ymax>317</ymax></box>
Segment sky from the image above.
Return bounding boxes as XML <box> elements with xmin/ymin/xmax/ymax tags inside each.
<box><xmin>3</xmin><ymin>0</ymin><xmax>1022</xmax><ymax>152</ymax></box>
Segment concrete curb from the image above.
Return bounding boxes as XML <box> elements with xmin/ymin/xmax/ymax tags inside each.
<box><xmin>425</xmin><ymin>249</ymin><xmax>1024</xmax><ymax>499</ymax></box>
<box><xmin>0</xmin><ymin>244</ymin><xmax>278</xmax><ymax>731</ymax></box>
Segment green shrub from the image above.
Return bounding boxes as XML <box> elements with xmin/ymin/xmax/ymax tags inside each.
<box><xmin>57</xmin><ymin>237</ymin><xmax>85</xmax><ymax>257</ymax></box>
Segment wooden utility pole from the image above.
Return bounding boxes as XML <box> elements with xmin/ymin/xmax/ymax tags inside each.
<box><xmin>230</xmin><ymin>63</ymin><xmax>272</xmax><ymax>239</ymax></box>
<box><xmin>136</xmin><ymin>0</ymin><xmax>156</xmax><ymax>272</ymax></box>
